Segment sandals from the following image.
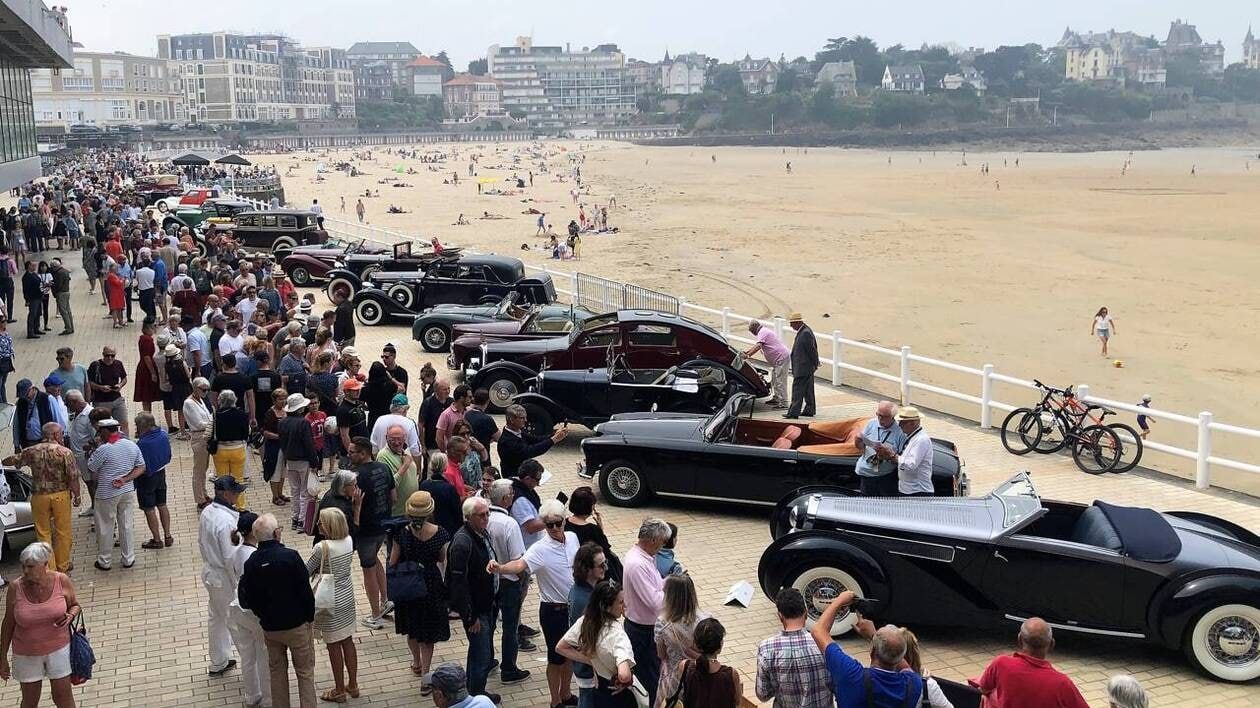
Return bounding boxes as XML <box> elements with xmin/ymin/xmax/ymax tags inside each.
<box><xmin>320</xmin><ymin>688</ymin><xmax>347</xmax><ymax>703</ymax></box>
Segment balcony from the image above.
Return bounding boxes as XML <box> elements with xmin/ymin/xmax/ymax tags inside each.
<box><xmin>0</xmin><ymin>0</ymin><xmax>74</xmax><ymax>68</ymax></box>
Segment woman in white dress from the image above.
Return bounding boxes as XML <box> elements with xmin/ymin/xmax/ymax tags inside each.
<box><xmin>306</xmin><ymin>506</ymin><xmax>359</xmax><ymax>703</ymax></box>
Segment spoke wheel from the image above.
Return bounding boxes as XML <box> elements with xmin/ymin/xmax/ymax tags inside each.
<box><xmin>1000</xmin><ymin>408</ymin><xmax>1040</xmax><ymax>455</ymax></box>
<box><xmin>289</xmin><ymin>266</ymin><xmax>312</xmax><ymax>286</ymax></box>
<box><xmin>420</xmin><ymin>324</ymin><xmax>450</xmax><ymax>353</ymax></box>
<box><xmin>1187</xmin><ymin>603</ymin><xmax>1260</xmax><ymax>682</ymax></box>
<box><xmin>598</xmin><ymin>459</ymin><xmax>650</xmax><ymax>507</ymax></box>
<box><xmin>1072</xmin><ymin>424</ymin><xmax>1122</xmax><ymax>474</ymax></box>
<box><xmin>1106</xmin><ymin>423</ymin><xmax>1143</xmax><ymax>473</ymax></box>
<box><xmin>789</xmin><ymin>565</ymin><xmax>866</xmax><ymax>635</ymax></box>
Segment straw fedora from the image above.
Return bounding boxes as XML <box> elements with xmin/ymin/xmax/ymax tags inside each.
<box><xmin>406</xmin><ymin>491</ymin><xmax>435</xmax><ymax>518</ymax></box>
<box><xmin>787</xmin><ymin>312</ymin><xmax>804</xmax><ymax>323</ymax></box>
<box><xmin>285</xmin><ymin>392</ymin><xmax>311</xmax><ymax>413</ymax></box>
<box><xmin>896</xmin><ymin>406</ymin><xmax>921</xmax><ymax>422</ymax></box>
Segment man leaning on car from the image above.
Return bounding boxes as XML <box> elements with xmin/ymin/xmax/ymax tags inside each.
<box><xmin>808</xmin><ymin>590</ymin><xmax>922</xmax><ymax>708</ymax></box>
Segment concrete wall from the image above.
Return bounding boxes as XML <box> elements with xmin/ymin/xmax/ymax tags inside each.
<box><xmin>0</xmin><ymin>155</ymin><xmax>42</xmax><ymax>191</ymax></box>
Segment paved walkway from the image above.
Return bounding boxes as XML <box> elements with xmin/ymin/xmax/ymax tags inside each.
<box><xmin>1</xmin><ymin>256</ymin><xmax>1257</xmax><ymax>707</ymax></box>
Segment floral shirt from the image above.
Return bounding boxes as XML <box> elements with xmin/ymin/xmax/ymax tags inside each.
<box><xmin>16</xmin><ymin>442</ymin><xmax>78</xmax><ymax>494</ymax></box>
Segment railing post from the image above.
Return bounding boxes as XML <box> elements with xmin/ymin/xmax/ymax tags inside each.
<box><xmin>1076</xmin><ymin>384</ymin><xmax>1089</xmax><ymax>403</ymax></box>
<box><xmin>570</xmin><ymin>272</ymin><xmax>578</xmax><ymax>301</ymax></box>
<box><xmin>773</xmin><ymin>316</ymin><xmax>785</xmax><ymax>343</ymax></box>
<box><xmin>831</xmin><ymin>330</ymin><xmax>843</xmax><ymax>387</ymax></box>
<box><xmin>677</xmin><ymin>296</ymin><xmax>687</xmax><ymax>316</ymax></box>
<box><xmin>980</xmin><ymin>364</ymin><xmax>994</xmax><ymax>429</ymax></box>
<box><xmin>899</xmin><ymin>345</ymin><xmax>911</xmax><ymax>405</ymax></box>
<box><xmin>1196</xmin><ymin>411</ymin><xmax>1212</xmax><ymax>489</ymax></box>
<box><xmin>720</xmin><ymin>307</ymin><xmax>731</xmax><ymax>336</ymax></box>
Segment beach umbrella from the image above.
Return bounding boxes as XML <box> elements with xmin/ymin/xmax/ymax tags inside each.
<box><xmin>477</xmin><ymin>177</ymin><xmax>498</xmax><ymax>184</ymax></box>
<box><xmin>170</xmin><ymin>151</ymin><xmax>212</xmax><ymax>166</ymax></box>
<box><xmin>214</xmin><ymin>153</ymin><xmax>251</xmax><ymax>166</ymax></box>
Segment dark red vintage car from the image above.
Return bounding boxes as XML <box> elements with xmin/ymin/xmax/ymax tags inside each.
<box><xmin>279</xmin><ymin>238</ymin><xmax>387</xmax><ymax>286</ymax></box>
<box><xmin>455</xmin><ymin>310</ymin><xmax>770</xmax><ymax>409</ymax></box>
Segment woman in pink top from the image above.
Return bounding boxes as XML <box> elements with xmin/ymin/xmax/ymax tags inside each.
<box><xmin>0</xmin><ymin>542</ymin><xmax>81</xmax><ymax>707</ymax></box>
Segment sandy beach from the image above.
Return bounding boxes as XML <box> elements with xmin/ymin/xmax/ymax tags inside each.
<box><xmin>250</xmin><ymin>140</ymin><xmax>1260</xmax><ymax>492</ymax></box>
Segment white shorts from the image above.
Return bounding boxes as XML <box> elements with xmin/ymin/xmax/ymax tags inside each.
<box><xmin>12</xmin><ymin>644</ymin><xmax>72</xmax><ymax>683</ymax></box>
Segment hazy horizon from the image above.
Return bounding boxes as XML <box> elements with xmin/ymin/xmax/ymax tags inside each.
<box><xmin>62</xmin><ymin>1</ymin><xmax>1254</xmax><ymax>67</ymax></box>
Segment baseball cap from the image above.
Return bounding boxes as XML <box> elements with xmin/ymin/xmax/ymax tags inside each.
<box><xmin>43</xmin><ymin>374</ymin><xmax>64</xmax><ymax>387</ymax></box>
<box><xmin>341</xmin><ymin>378</ymin><xmax>363</xmax><ymax>392</ymax></box>
<box><xmin>428</xmin><ymin>664</ymin><xmax>468</xmax><ymax>699</ymax></box>
<box><xmin>214</xmin><ymin>476</ymin><xmax>249</xmax><ymax>493</ymax></box>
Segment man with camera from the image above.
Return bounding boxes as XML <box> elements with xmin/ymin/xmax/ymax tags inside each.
<box><xmin>808</xmin><ymin>590</ymin><xmax>922</xmax><ymax>708</ymax></box>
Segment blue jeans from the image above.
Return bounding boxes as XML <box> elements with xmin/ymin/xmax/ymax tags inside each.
<box><xmin>624</xmin><ymin>619</ymin><xmax>659</xmax><ymax>707</ymax></box>
<box><xmin>578</xmin><ymin>686</ymin><xmax>595</xmax><ymax>708</ymax></box>
<box><xmin>494</xmin><ymin>578</ymin><xmax>523</xmax><ymax>673</ymax></box>
<box><xmin>465</xmin><ymin>610</ymin><xmax>496</xmax><ymax>695</ymax></box>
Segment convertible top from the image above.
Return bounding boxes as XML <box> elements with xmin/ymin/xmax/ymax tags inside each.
<box><xmin>1094</xmin><ymin>501</ymin><xmax>1182</xmax><ymax>563</ymax></box>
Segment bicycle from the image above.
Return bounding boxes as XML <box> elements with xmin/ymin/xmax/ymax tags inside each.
<box><xmin>1000</xmin><ymin>381</ymin><xmax>1127</xmax><ymax>474</ymax></box>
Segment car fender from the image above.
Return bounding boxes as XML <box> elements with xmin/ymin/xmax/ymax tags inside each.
<box><xmin>510</xmin><ymin>392</ymin><xmax>577</xmax><ymax>425</ymax></box>
<box><xmin>470</xmin><ymin>360</ymin><xmax>539</xmax><ymax>390</ymax></box>
<box><xmin>355</xmin><ymin>288</ymin><xmax>412</xmax><ymax>315</ymax></box>
<box><xmin>768</xmin><ymin>485</ymin><xmax>860</xmax><ymax>540</ymax></box>
<box><xmin>1150</xmin><ymin>571</ymin><xmax>1260</xmax><ymax>649</ymax></box>
<box><xmin>758</xmin><ymin>529</ymin><xmax>890</xmax><ymax>602</ymax></box>
<box><xmin>283</xmin><ymin>253</ymin><xmax>332</xmax><ymax>270</ymax></box>
<box><xmin>322</xmin><ymin>269</ymin><xmax>362</xmax><ymax>292</ymax></box>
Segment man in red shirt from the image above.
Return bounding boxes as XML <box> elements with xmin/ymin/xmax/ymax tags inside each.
<box><xmin>972</xmin><ymin>618</ymin><xmax>1089</xmax><ymax>708</ymax></box>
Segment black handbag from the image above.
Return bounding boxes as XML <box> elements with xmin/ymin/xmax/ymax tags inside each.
<box><xmin>386</xmin><ymin>560</ymin><xmax>427</xmax><ymax>602</ymax></box>
<box><xmin>206</xmin><ymin>413</ymin><xmax>219</xmax><ymax>455</ymax></box>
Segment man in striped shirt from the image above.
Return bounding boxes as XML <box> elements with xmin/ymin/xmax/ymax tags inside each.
<box><xmin>86</xmin><ymin>418</ymin><xmax>145</xmax><ymax>570</ymax></box>
<box><xmin>756</xmin><ymin>588</ymin><xmax>833</xmax><ymax>708</ymax></box>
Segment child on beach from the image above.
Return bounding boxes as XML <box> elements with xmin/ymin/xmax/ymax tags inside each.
<box><xmin>1137</xmin><ymin>395</ymin><xmax>1155</xmax><ymax>439</ymax></box>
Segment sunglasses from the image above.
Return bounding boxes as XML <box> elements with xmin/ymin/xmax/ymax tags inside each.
<box><xmin>545</xmin><ymin>520</ymin><xmax>565</xmax><ymax>529</ymax></box>
<box><xmin>103</xmin><ymin>354</ymin><xmax>116</xmax><ymax>358</ymax></box>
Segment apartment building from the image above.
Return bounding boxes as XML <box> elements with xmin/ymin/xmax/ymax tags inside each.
<box><xmin>0</xmin><ymin>0</ymin><xmax>73</xmax><ymax>189</ymax></box>
<box><xmin>30</xmin><ymin>51</ymin><xmax>185</xmax><ymax>127</ymax></box>
<box><xmin>487</xmin><ymin>36</ymin><xmax>635</xmax><ymax>128</ymax></box>
<box><xmin>157</xmin><ymin>32</ymin><xmax>354</xmax><ymax>123</ymax></box>
<box><xmin>443</xmin><ymin>73</ymin><xmax>504</xmax><ymax>118</ymax></box>
<box><xmin>346</xmin><ymin>41</ymin><xmax>419</xmax><ymax>100</ymax></box>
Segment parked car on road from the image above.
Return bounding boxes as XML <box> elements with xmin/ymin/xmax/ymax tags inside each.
<box><xmin>759</xmin><ymin>472</ymin><xmax>1260</xmax><ymax>682</ymax></box>
<box><xmin>454</xmin><ymin>310</ymin><xmax>769</xmax><ymax>410</ymax></box>
<box><xmin>412</xmin><ymin>293</ymin><xmax>598</xmax><ymax>353</ymax></box>
<box><xmin>231</xmin><ymin>209</ymin><xmax>326</xmax><ymax>258</ymax></box>
<box><xmin>321</xmin><ymin>241</ymin><xmax>459</xmax><ymax>301</ymax></box>
<box><xmin>281</xmin><ymin>238</ymin><xmax>387</xmax><ymax>287</ymax></box>
<box><xmin>352</xmin><ymin>254</ymin><xmax>555</xmax><ymax>328</ymax></box>
<box><xmin>579</xmin><ymin>392</ymin><xmax>964</xmax><ymax>507</ymax></box>
<box><xmin>0</xmin><ymin>466</ymin><xmax>35</xmax><ymax>562</ymax></box>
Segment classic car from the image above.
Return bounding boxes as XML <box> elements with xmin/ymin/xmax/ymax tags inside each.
<box><xmin>0</xmin><ymin>466</ymin><xmax>35</xmax><ymax>562</ymax></box>
<box><xmin>143</xmin><ymin>197</ymin><xmax>254</xmax><ymax>233</ymax></box>
<box><xmin>321</xmin><ymin>241</ymin><xmax>458</xmax><ymax>300</ymax></box>
<box><xmin>455</xmin><ymin>310</ymin><xmax>770</xmax><ymax>410</ymax></box>
<box><xmin>352</xmin><ymin>254</ymin><xmax>556</xmax><ymax>328</ymax></box>
<box><xmin>515</xmin><ymin>350</ymin><xmax>741</xmax><ymax>434</ymax></box>
<box><xmin>281</xmin><ymin>238</ymin><xmax>388</xmax><ymax>287</ymax></box>
<box><xmin>579</xmin><ymin>393</ymin><xmax>965</xmax><ymax>508</ymax></box>
<box><xmin>230</xmin><ymin>209</ymin><xmax>327</xmax><ymax>258</ymax></box>
<box><xmin>411</xmin><ymin>293</ymin><xmax>598</xmax><ymax>353</ymax></box>
<box><xmin>758</xmin><ymin>472</ymin><xmax>1260</xmax><ymax>682</ymax></box>
<box><xmin>133</xmin><ymin>174</ymin><xmax>183</xmax><ymax>205</ymax></box>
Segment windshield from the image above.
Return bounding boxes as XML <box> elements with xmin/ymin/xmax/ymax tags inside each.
<box><xmin>991</xmin><ymin>473</ymin><xmax>1042</xmax><ymax>529</ymax></box>
<box><xmin>572</xmin><ymin>312</ymin><xmax>617</xmax><ymax>341</ymax></box>
<box><xmin>702</xmin><ymin>402</ymin><xmax>730</xmax><ymax>442</ymax></box>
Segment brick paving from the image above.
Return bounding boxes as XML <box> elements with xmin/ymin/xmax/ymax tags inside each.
<box><xmin>2</xmin><ymin>257</ymin><xmax>1258</xmax><ymax>707</ymax></box>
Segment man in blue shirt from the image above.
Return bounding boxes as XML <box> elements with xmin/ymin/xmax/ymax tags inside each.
<box><xmin>134</xmin><ymin>411</ymin><xmax>174</xmax><ymax>549</ymax></box>
<box><xmin>852</xmin><ymin>401</ymin><xmax>905</xmax><ymax>497</ymax></box>
<box><xmin>809</xmin><ymin>590</ymin><xmax>922</xmax><ymax>708</ymax></box>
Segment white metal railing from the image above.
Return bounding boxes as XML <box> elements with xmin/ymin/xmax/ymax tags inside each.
<box><xmin>227</xmin><ymin>192</ymin><xmax>1260</xmax><ymax>492</ymax></box>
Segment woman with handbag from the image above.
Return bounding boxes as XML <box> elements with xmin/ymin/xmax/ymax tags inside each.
<box><xmin>210</xmin><ymin>389</ymin><xmax>250</xmax><ymax>510</ymax></box>
<box><xmin>0</xmin><ymin>318</ymin><xmax>14</xmax><ymax>404</ymax></box>
<box><xmin>305</xmin><ymin>507</ymin><xmax>359</xmax><ymax>703</ymax></box>
<box><xmin>555</xmin><ymin>581</ymin><xmax>637</xmax><ymax>708</ymax></box>
<box><xmin>386</xmin><ymin>491</ymin><xmax>450</xmax><ymax>693</ymax></box>
<box><xmin>653</xmin><ymin>575</ymin><xmax>708</xmax><ymax>707</ymax></box>
<box><xmin>0</xmin><ymin>542</ymin><xmax>81</xmax><ymax>708</ymax></box>
<box><xmin>672</xmin><ymin>619</ymin><xmax>741</xmax><ymax>708</ymax></box>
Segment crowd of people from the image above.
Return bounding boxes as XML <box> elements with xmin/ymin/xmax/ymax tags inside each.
<box><xmin>0</xmin><ymin>153</ymin><xmax>1157</xmax><ymax>708</ymax></box>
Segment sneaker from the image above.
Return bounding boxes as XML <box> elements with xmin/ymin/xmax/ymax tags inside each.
<box><xmin>488</xmin><ymin>659</ymin><xmax>499</xmax><ymax>673</ymax></box>
<box><xmin>519</xmin><ymin>624</ymin><xmax>540</xmax><ymax>638</ymax></box>
<box><xmin>378</xmin><ymin>600</ymin><xmax>395</xmax><ymax>618</ymax></box>
<box><xmin>79</xmin><ymin>507</ymin><xmax>95</xmax><ymax>517</ymax></box>
<box><xmin>518</xmin><ymin>635</ymin><xmax>537</xmax><ymax>652</ymax></box>
<box><xmin>361</xmin><ymin>617</ymin><xmax>385</xmax><ymax>630</ymax></box>
<box><xmin>208</xmin><ymin>659</ymin><xmax>237</xmax><ymax>676</ymax></box>
<box><xmin>499</xmin><ymin>668</ymin><xmax>531</xmax><ymax>684</ymax></box>
<box><xmin>486</xmin><ymin>693</ymin><xmax>501</xmax><ymax>705</ymax></box>
<box><xmin>561</xmin><ymin>696</ymin><xmax>577</xmax><ymax>706</ymax></box>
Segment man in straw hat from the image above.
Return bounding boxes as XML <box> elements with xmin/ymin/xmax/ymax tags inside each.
<box><xmin>877</xmin><ymin>406</ymin><xmax>935</xmax><ymax>497</ymax></box>
<box><xmin>784</xmin><ymin>312</ymin><xmax>819</xmax><ymax>419</ymax></box>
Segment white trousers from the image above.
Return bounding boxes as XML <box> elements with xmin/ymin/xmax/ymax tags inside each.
<box><xmin>94</xmin><ymin>491</ymin><xmax>137</xmax><ymax>568</ymax></box>
<box><xmin>770</xmin><ymin>361</ymin><xmax>790</xmax><ymax>404</ymax></box>
<box><xmin>285</xmin><ymin>462</ymin><xmax>311</xmax><ymax>524</ymax></box>
<box><xmin>229</xmin><ymin>605</ymin><xmax>272</xmax><ymax>707</ymax></box>
<box><xmin>206</xmin><ymin>583</ymin><xmax>237</xmax><ymax>672</ymax></box>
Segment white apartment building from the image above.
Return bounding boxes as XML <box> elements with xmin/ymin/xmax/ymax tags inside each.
<box><xmin>157</xmin><ymin>32</ymin><xmax>354</xmax><ymax>123</ymax></box>
<box><xmin>660</xmin><ymin>51</ymin><xmax>706</xmax><ymax>95</ymax></box>
<box><xmin>30</xmin><ymin>50</ymin><xmax>186</xmax><ymax>127</ymax></box>
<box><xmin>488</xmin><ymin>36</ymin><xmax>635</xmax><ymax>128</ymax></box>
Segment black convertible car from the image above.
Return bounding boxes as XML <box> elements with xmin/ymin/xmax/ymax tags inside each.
<box><xmin>759</xmin><ymin>473</ymin><xmax>1260</xmax><ymax>683</ymax></box>
<box><xmin>515</xmin><ymin>352</ymin><xmax>741</xmax><ymax>434</ymax></box>
<box><xmin>579</xmin><ymin>393</ymin><xmax>965</xmax><ymax>508</ymax></box>
<box><xmin>352</xmin><ymin>255</ymin><xmax>556</xmax><ymax>327</ymax></box>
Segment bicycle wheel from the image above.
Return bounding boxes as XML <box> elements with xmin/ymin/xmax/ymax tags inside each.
<box><xmin>1106</xmin><ymin>423</ymin><xmax>1143</xmax><ymax>473</ymax></box>
<box><xmin>1032</xmin><ymin>410</ymin><xmax>1070</xmax><ymax>454</ymax></box>
<box><xmin>1072</xmin><ymin>424</ymin><xmax>1122</xmax><ymax>474</ymax></box>
<box><xmin>1000</xmin><ymin>408</ymin><xmax>1042</xmax><ymax>455</ymax></box>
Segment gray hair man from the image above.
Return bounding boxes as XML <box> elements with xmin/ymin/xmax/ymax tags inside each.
<box><xmin>809</xmin><ymin>589</ymin><xmax>923</xmax><ymax>706</ymax></box>
<box><xmin>622</xmin><ymin>517</ymin><xmax>673</xmax><ymax>705</ymax></box>
<box><xmin>497</xmin><ymin>403</ymin><xmax>566</xmax><ymax>478</ymax></box>
<box><xmin>2</xmin><ymin>422</ymin><xmax>80</xmax><ymax>572</ymax></box>
<box><xmin>483</xmin><ymin>478</ymin><xmax>535</xmax><ymax>682</ymax></box>
<box><xmin>1107</xmin><ymin>675</ymin><xmax>1148</xmax><ymax>708</ymax></box>
<box><xmin>183</xmin><ymin>376</ymin><xmax>214</xmax><ymax>508</ymax></box>
<box><xmin>852</xmin><ymin>401</ymin><xmax>905</xmax><ymax>497</ymax></box>
<box><xmin>744</xmin><ymin>320</ymin><xmax>791</xmax><ymax>409</ymax></box>
<box><xmin>64</xmin><ymin>389</ymin><xmax>98</xmax><ymax>516</ymax></box>
<box><xmin>885</xmin><ymin>406</ymin><xmax>934</xmax><ymax>497</ymax></box>
<box><xmin>973</xmin><ymin>617</ymin><xmax>1088</xmax><ymax>707</ymax></box>
<box><xmin>430</xmin><ymin>662</ymin><xmax>496</xmax><ymax>707</ymax></box>
<box><xmin>448</xmin><ymin>495</ymin><xmax>500</xmax><ymax>701</ymax></box>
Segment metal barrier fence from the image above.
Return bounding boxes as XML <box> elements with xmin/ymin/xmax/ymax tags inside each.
<box><xmin>227</xmin><ymin>192</ymin><xmax>1260</xmax><ymax>491</ymax></box>
<box><xmin>575</xmin><ymin>273</ymin><xmax>678</xmax><ymax>315</ymax></box>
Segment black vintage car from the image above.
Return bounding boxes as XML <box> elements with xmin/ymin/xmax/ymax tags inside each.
<box><xmin>322</xmin><ymin>241</ymin><xmax>465</xmax><ymax>301</ymax></box>
<box><xmin>352</xmin><ymin>254</ymin><xmax>556</xmax><ymax>327</ymax></box>
<box><xmin>229</xmin><ymin>209</ymin><xmax>326</xmax><ymax>258</ymax></box>
<box><xmin>579</xmin><ymin>393</ymin><xmax>965</xmax><ymax>508</ymax></box>
<box><xmin>759</xmin><ymin>473</ymin><xmax>1260</xmax><ymax>683</ymax></box>
<box><xmin>514</xmin><ymin>351</ymin><xmax>740</xmax><ymax>434</ymax></box>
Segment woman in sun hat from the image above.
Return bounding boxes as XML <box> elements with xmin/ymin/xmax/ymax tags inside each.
<box><xmin>388</xmin><ymin>491</ymin><xmax>452</xmax><ymax>690</ymax></box>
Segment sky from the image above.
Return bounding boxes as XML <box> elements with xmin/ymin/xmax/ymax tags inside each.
<box><xmin>65</xmin><ymin>0</ymin><xmax>1254</xmax><ymax>67</ymax></box>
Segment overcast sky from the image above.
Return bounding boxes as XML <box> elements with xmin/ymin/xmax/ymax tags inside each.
<box><xmin>67</xmin><ymin>1</ymin><xmax>1253</xmax><ymax>66</ymax></box>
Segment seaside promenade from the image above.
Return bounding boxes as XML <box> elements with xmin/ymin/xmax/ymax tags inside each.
<box><xmin>1</xmin><ymin>256</ymin><xmax>1257</xmax><ymax>707</ymax></box>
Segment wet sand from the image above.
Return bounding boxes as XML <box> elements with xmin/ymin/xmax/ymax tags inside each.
<box><xmin>250</xmin><ymin>141</ymin><xmax>1260</xmax><ymax>493</ymax></box>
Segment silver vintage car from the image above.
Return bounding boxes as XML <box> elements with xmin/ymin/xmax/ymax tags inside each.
<box><xmin>0</xmin><ymin>466</ymin><xmax>36</xmax><ymax>563</ymax></box>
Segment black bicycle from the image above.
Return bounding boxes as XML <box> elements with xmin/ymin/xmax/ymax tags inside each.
<box><xmin>1000</xmin><ymin>381</ymin><xmax>1129</xmax><ymax>474</ymax></box>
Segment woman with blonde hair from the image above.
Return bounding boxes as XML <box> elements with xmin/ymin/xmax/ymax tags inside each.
<box><xmin>899</xmin><ymin>627</ymin><xmax>953</xmax><ymax>708</ymax></box>
<box><xmin>0</xmin><ymin>542</ymin><xmax>81</xmax><ymax>708</ymax></box>
<box><xmin>305</xmin><ymin>507</ymin><xmax>359</xmax><ymax>703</ymax></box>
<box><xmin>654</xmin><ymin>574</ymin><xmax>708</xmax><ymax>706</ymax></box>
<box><xmin>388</xmin><ymin>491</ymin><xmax>451</xmax><ymax>693</ymax></box>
